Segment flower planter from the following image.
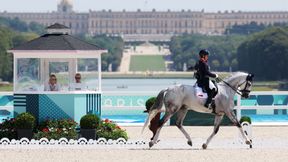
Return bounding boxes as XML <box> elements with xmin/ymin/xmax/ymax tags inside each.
<box><xmin>81</xmin><ymin>129</ymin><xmax>97</xmax><ymax>140</ymax></box>
<box><xmin>17</xmin><ymin>129</ymin><xmax>33</xmax><ymax>140</ymax></box>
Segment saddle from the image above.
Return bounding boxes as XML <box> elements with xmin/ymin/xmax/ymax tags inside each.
<box><xmin>194</xmin><ymin>82</ymin><xmax>218</xmax><ymax>99</ymax></box>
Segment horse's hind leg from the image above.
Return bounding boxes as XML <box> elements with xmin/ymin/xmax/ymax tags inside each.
<box><xmin>202</xmin><ymin>114</ymin><xmax>224</xmax><ymax>149</ymax></box>
<box><xmin>149</xmin><ymin>111</ymin><xmax>173</xmax><ymax>148</ymax></box>
<box><xmin>175</xmin><ymin>106</ymin><xmax>192</xmax><ymax>146</ymax></box>
<box><xmin>149</xmin><ymin>112</ymin><xmax>161</xmax><ymax>141</ymax></box>
<box><xmin>226</xmin><ymin>111</ymin><xmax>252</xmax><ymax>147</ymax></box>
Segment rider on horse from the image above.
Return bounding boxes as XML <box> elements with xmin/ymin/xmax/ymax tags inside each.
<box><xmin>194</xmin><ymin>49</ymin><xmax>219</xmax><ymax>109</ymax></box>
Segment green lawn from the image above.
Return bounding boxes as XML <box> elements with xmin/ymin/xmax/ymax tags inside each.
<box><xmin>129</xmin><ymin>55</ymin><xmax>166</xmax><ymax>71</ymax></box>
<box><xmin>0</xmin><ymin>84</ymin><xmax>13</xmax><ymax>91</ymax></box>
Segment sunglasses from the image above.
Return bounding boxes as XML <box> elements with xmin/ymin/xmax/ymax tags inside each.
<box><xmin>75</xmin><ymin>77</ymin><xmax>81</xmax><ymax>79</ymax></box>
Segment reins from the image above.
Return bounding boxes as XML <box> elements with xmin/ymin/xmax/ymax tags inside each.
<box><xmin>217</xmin><ymin>77</ymin><xmax>247</xmax><ymax>96</ymax></box>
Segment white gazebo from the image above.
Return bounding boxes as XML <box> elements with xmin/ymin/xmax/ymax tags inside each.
<box><xmin>9</xmin><ymin>23</ymin><xmax>107</xmax><ymax>123</ymax></box>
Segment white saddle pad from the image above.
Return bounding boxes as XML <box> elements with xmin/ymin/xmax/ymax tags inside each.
<box><xmin>195</xmin><ymin>85</ymin><xmax>208</xmax><ymax>99</ymax></box>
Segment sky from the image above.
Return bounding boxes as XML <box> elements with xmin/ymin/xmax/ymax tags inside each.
<box><xmin>0</xmin><ymin>0</ymin><xmax>288</xmax><ymax>12</ymax></box>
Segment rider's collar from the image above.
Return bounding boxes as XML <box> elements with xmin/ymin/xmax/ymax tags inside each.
<box><xmin>200</xmin><ymin>58</ymin><xmax>207</xmax><ymax>62</ymax></box>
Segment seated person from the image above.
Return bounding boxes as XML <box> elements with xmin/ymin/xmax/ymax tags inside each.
<box><xmin>69</xmin><ymin>73</ymin><xmax>87</xmax><ymax>91</ymax></box>
<box><xmin>44</xmin><ymin>74</ymin><xmax>61</xmax><ymax>91</ymax></box>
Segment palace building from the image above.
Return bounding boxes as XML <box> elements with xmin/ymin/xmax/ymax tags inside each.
<box><xmin>1</xmin><ymin>0</ymin><xmax>288</xmax><ymax>41</ymax></box>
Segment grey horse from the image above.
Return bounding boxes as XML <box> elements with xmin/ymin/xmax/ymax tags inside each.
<box><xmin>142</xmin><ymin>72</ymin><xmax>254</xmax><ymax>149</ymax></box>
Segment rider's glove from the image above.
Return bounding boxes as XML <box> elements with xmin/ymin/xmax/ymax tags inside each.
<box><xmin>215</xmin><ymin>74</ymin><xmax>221</xmax><ymax>82</ymax></box>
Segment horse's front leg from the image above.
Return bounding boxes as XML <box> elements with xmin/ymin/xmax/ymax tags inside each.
<box><xmin>202</xmin><ymin>114</ymin><xmax>224</xmax><ymax>149</ymax></box>
<box><xmin>226</xmin><ymin>110</ymin><xmax>252</xmax><ymax>147</ymax></box>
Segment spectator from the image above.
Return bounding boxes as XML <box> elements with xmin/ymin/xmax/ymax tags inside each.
<box><xmin>44</xmin><ymin>74</ymin><xmax>60</xmax><ymax>91</ymax></box>
<box><xmin>69</xmin><ymin>73</ymin><xmax>87</xmax><ymax>91</ymax></box>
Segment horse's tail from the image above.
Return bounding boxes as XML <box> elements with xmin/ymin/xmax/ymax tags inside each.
<box><xmin>141</xmin><ymin>89</ymin><xmax>167</xmax><ymax>134</ymax></box>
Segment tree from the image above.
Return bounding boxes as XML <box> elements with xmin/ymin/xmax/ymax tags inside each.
<box><xmin>28</xmin><ymin>22</ymin><xmax>45</xmax><ymax>35</ymax></box>
<box><xmin>12</xmin><ymin>32</ymin><xmax>38</xmax><ymax>47</ymax></box>
<box><xmin>169</xmin><ymin>34</ymin><xmax>246</xmax><ymax>71</ymax></box>
<box><xmin>0</xmin><ymin>16</ymin><xmax>45</xmax><ymax>34</ymax></box>
<box><xmin>225</xmin><ymin>21</ymin><xmax>266</xmax><ymax>35</ymax></box>
<box><xmin>0</xmin><ymin>27</ymin><xmax>13</xmax><ymax>81</ymax></box>
<box><xmin>9</xmin><ymin>17</ymin><xmax>28</xmax><ymax>32</ymax></box>
<box><xmin>0</xmin><ymin>25</ymin><xmax>39</xmax><ymax>82</ymax></box>
<box><xmin>237</xmin><ymin>27</ymin><xmax>288</xmax><ymax>80</ymax></box>
<box><xmin>84</xmin><ymin>35</ymin><xmax>124</xmax><ymax>71</ymax></box>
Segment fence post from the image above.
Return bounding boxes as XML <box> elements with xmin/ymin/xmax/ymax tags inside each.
<box><xmin>236</xmin><ymin>94</ymin><xmax>241</xmax><ymax>120</ymax></box>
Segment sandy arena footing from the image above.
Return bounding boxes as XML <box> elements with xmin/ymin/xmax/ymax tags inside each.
<box><xmin>0</xmin><ymin>126</ymin><xmax>288</xmax><ymax>162</ymax></box>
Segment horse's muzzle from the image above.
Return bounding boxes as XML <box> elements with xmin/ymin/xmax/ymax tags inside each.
<box><xmin>241</xmin><ymin>92</ymin><xmax>250</xmax><ymax>98</ymax></box>
<box><xmin>242</xmin><ymin>94</ymin><xmax>249</xmax><ymax>98</ymax></box>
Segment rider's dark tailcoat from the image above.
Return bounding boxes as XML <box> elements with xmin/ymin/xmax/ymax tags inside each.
<box><xmin>195</xmin><ymin>60</ymin><xmax>217</xmax><ymax>92</ymax></box>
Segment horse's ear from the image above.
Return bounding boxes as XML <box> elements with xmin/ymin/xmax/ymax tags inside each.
<box><xmin>247</xmin><ymin>73</ymin><xmax>254</xmax><ymax>81</ymax></box>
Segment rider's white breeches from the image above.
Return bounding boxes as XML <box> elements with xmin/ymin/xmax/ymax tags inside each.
<box><xmin>209</xmin><ymin>80</ymin><xmax>216</xmax><ymax>90</ymax></box>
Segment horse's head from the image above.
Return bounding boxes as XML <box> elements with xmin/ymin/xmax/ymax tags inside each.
<box><xmin>239</xmin><ymin>73</ymin><xmax>254</xmax><ymax>98</ymax></box>
<box><xmin>224</xmin><ymin>72</ymin><xmax>254</xmax><ymax>98</ymax></box>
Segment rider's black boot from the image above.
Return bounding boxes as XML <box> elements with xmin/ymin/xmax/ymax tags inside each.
<box><xmin>204</xmin><ymin>96</ymin><xmax>212</xmax><ymax>108</ymax></box>
<box><xmin>204</xmin><ymin>89</ymin><xmax>216</xmax><ymax>111</ymax></box>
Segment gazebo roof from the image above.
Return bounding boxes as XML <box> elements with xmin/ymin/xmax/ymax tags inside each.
<box><xmin>46</xmin><ymin>23</ymin><xmax>70</xmax><ymax>29</ymax></box>
<box><xmin>11</xmin><ymin>33</ymin><xmax>104</xmax><ymax>51</ymax></box>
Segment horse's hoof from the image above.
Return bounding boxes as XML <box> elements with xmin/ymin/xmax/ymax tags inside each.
<box><xmin>249</xmin><ymin>144</ymin><xmax>252</xmax><ymax>149</ymax></box>
<box><xmin>245</xmin><ymin>140</ymin><xmax>251</xmax><ymax>145</ymax></box>
<box><xmin>149</xmin><ymin>141</ymin><xmax>154</xmax><ymax>148</ymax></box>
<box><xmin>187</xmin><ymin>141</ymin><xmax>192</xmax><ymax>146</ymax></box>
<box><xmin>202</xmin><ymin>143</ymin><xmax>207</xmax><ymax>149</ymax></box>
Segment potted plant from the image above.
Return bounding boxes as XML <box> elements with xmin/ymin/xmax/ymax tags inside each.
<box><xmin>15</xmin><ymin>112</ymin><xmax>36</xmax><ymax>140</ymax></box>
<box><xmin>144</xmin><ymin>97</ymin><xmax>156</xmax><ymax>113</ymax></box>
<box><xmin>239</xmin><ymin>116</ymin><xmax>252</xmax><ymax>142</ymax></box>
<box><xmin>97</xmin><ymin>119</ymin><xmax>128</xmax><ymax>140</ymax></box>
<box><xmin>240</xmin><ymin>116</ymin><xmax>252</xmax><ymax>124</ymax></box>
<box><xmin>33</xmin><ymin>119</ymin><xmax>78</xmax><ymax>140</ymax></box>
<box><xmin>80</xmin><ymin>114</ymin><xmax>100</xmax><ymax>140</ymax></box>
<box><xmin>0</xmin><ymin>118</ymin><xmax>17</xmax><ymax>140</ymax></box>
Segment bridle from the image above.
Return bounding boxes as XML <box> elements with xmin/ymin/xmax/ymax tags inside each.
<box><xmin>218</xmin><ymin>74</ymin><xmax>254</xmax><ymax>98</ymax></box>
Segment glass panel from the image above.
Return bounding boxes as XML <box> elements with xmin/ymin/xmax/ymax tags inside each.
<box><xmin>16</xmin><ymin>58</ymin><xmax>40</xmax><ymax>91</ymax></box>
<box><xmin>77</xmin><ymin>58</ymin><xmax>99</xmax><ymax>91</ymax></box>
<box><xmin>15</xmin><ymin>58</ymin><xmax>100</xmax><ymax>92</ymax></box>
